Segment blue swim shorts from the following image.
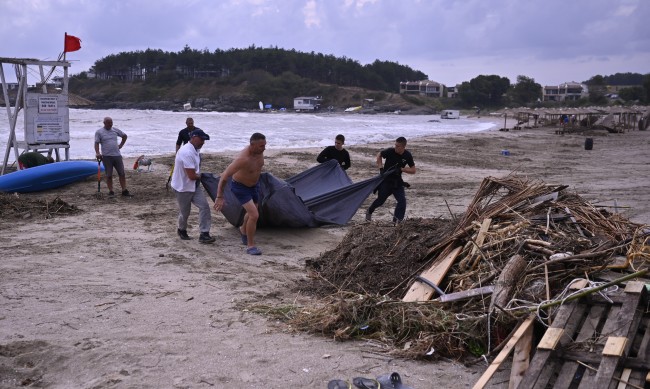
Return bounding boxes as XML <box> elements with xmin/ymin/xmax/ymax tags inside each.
<box><xmin>230</xmin><ymin>179</ymin><xmax>259</xmax><ymax>205</ymax></box>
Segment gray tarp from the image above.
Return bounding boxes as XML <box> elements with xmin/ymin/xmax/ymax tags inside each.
<box><xmin>201</xmin><ymin>160</ymin><xmax>385</xmax><ymax>228</ymax></box>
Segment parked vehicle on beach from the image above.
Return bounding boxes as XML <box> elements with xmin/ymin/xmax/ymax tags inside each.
<box><xmin>441</xmin><ymin>110</ymin><xmax>460</xmax><ymax>119</ymax></box>
<box><xmin>293</xmin><ymin>96</ymin><xmax>322</xmax><ymax>111</ymax></box>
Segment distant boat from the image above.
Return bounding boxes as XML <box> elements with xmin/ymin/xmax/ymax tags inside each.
<box><xmin>344</xmin><ymin>106</ymin><xmax>362</xmax><ymax>112</ymax></box>
<box><xmin>0</xmin><ymin>161</ymin><xmax>103</xmax><ymax>193</ymax></box>
<box><xmin>183</xmin><ymin>103</ymin><xmax>191</xmax><ymax>111</ymax></box>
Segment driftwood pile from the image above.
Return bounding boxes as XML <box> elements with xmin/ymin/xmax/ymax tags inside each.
<box><xmin>280</xmin><ymin>175</ymin><xmax>649</xmax><ymax>360</ymax></box>
<box><xmin>0</xmin><ymin>193</ymin><xmax>80</xmax><ymax>219</ymax></box>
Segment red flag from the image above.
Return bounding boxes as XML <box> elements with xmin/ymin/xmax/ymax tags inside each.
<box><xmin>64</xmin><ymin>33</ymin><xmax>81</xmax><ymax>53</ymax></box>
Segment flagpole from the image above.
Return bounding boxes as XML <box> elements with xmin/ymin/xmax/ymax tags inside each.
<box><xmin>63</xmin><ymin>32</ymin><xmax>67</xmax><ymax>61</ymax></box>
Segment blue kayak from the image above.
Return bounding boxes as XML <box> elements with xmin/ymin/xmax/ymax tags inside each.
<box><xmin>0</xmin><ymin>161</ymin><xmax>103</xmax><ymax>193</ymax></box>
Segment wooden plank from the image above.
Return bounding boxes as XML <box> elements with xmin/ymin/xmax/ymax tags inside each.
<box><xmin>575</xmin><ymin>304</ymin><xmax>607</xmax><ymax>343</ymax></box>
<box><xmin>625</xmin><ymin>281</ymin><xmax>645</xmax><ymax>294</ymax></box>
<box><xmin>402</xmin><ymin>246</ymin><xmax>461</xmax><ymax>302</ymax></box>
<box><xmin>575</xmin><ymin>361</ymin><xmax>644</xmax><ymax>389</ymax></box>
<box><xmin>560</xmin><ymin>350</ymin><xmax>650</xmax><ymax>370</ymax></box>
<box><xmin>552</xmin><ymin>361</ymin><xmax>581</xmax><ymax>388</ymax></box>
<box><xmin>635</xmin><ymin>317</ymin><xmax>650</xmax><ymax>360</ymax></box>
<box><xmin>588</xmin><ymin>290</ymin><xmax>644</xmax><ymax>389</ymax></box>
<box><xmin>597</xmin><ymin>305</ymin><xmax>623</xmax><ymax>345</ymax></box>
<box><xmin>509</xmin><ymin>319</ymin><xmax>533</xmax><ymax>389</ymax></box>
<box><xmin>627</xmin><ymin>370</ymin><xmax>647</xmax><ymax>387</ymax></box>
<box><xmin>538</xmin><ymin>328</ymin><xmax>564</xmax><ymax>350</ymax></box>
<box><xmin>616</xmin><ymin>369</ymin><xmax>632</xmax><ymax>389</ymax></box>
<box><xmin>471</xmin><ymin>314</ymin><xmax>536</xmax><ymax>389</ymax></box>
<box><xmin>470</xmin><ymin>218</ymin><xmax>491</xmax><ymax>257</ymax></box>
<box><xmin>602</xmin><ymin>337</ymin><xmax>627</xmax><ymax>356</ymax></box>
<box><xmin>518</xmin><ymin>302</ymin><xmax>585</xmax><ymax>388</ymax></box>
<box><xmin>627</xmin><ymin>370</ymin><xmax>646</xmax><ymax>387</ymax></box>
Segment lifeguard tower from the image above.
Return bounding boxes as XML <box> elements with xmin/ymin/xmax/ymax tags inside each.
<box><xmin>0</xmin><ymin>56</ymin><xmax>73</xmax><ymax>175</ymax></box>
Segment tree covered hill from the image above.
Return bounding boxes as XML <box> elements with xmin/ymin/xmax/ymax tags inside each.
<box><xmin>70</xmin><ymin>46</ymin><xmax>440</xmax><ymax>112</ymax></box>
<box><xmin>68</xmin><ymin>46</ymin><xmax>649</xmax><ymax>111</ymax></box>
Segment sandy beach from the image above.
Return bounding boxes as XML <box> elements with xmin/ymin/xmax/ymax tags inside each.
<box><xmin>1</xmin><ymin>121</ymin><xmax>649</xmax><ymax>388</ymax></box>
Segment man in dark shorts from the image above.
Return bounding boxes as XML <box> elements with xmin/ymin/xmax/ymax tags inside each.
<box><xmin>94</xmin><ymin>117</ymin><xmax>133</xmax><ymax>197</ymax></box>
<box><xmin>366</xmin><ymin>136</ymin><xmax>416</xmax><ymax>223</ymax></box>
<box><xmin>230</xmin><ymin>180</ymin><xmax>260</xmax><ymax>207</ymax></box>
<box><xmin>214</xmin><ymin>133</ymin><xmax>267</xmax><ymax>255</ymax></box>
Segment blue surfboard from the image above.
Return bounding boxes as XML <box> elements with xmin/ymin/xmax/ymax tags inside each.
<box><xmin>0</xmin><ymin>161</ymin><xmax>104</xmax><ymax>193</ymax></box>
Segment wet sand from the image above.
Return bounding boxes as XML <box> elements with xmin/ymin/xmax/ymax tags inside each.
<box><xmin>1</xmin><ymin>122</ymin><xmax>648</xmax><ymax>388</ymax></box>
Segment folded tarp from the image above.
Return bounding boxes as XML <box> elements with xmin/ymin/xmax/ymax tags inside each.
<box><xmin>201</xmin><ymin>160</ymin><xmax>384</xmax><ymax>228</ymax></box>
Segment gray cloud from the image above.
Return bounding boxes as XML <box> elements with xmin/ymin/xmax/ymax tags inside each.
<box><xmin>1</xmin><ymin>0</ymin><xmax>648</xmax><ymax>86</ymax></box>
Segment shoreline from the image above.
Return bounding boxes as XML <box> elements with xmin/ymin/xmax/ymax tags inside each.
<box><xmin>0</xmin><ymin>113</ymin><xmax>508</xmax><ymax>167</ymax></box>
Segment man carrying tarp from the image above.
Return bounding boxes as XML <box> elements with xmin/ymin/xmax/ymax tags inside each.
<box><xmin>171</xmin><ymin>129</ymin><xmax>216</xmax><ymax>244</ymax></box>
<box><xmin>214</xmin><ymin>133</ymin><xmax>267</xmax><ymax>255</ymax></box>
<box><xmin>316</xmin><ymin>134</ymin><xmax>351</xmax><ymax>170</ymax></box>
<box><xmin>365</xmin><ymin>136</ymin><xmax>416</xmax><ymax>224</ymax></box>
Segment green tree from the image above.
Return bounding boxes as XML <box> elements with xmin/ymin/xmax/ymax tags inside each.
<box><xmin>458</xmin><ymin>75</ymin><xmax>510</xmax><ymax>107</ymax></box>
<box><xmin>618</xmin><ymin>86</ymin><xmax>645</xmax><ymax>102</ymax></box>
<box><xmin>643</xmin><ymin>74</ymin><xmax>650</xmax><ymax>102</ymax></box>
<box><xmin>601</xmin><ymin>72</ymin><xmax>645</xmax><ymax>85</ymax></box>
<box><xmin>510</xmin><ymin>75</ymin><xmax>542</xmax><ymax>106</ymax></box>
<box><xmin>585</xmin><ymin>75</ymin><xmax>608</xmax><ymax>104</ymax></box>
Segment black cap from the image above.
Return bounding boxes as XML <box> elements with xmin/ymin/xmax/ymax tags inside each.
<box><xmin>190</xmin><ymin>129</ymin><xmax>210</xmax><ymax>140</ymax></box>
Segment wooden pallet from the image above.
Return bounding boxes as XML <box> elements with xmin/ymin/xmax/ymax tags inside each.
<box><xmin>474</xmin><ymin>280</ymin><xmax>650</xmax><ymax>388</ymax></box>
<box><xmin>521</xmin><ymin>281</ymin><xmax>649</xmax><ymax>388</ymax></box>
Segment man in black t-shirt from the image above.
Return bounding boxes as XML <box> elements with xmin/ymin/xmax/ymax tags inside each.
<box><xmin>175</xmin><ymin>117</ymin><xmax>200</xmax><ymax>153</ymax></box>
<box><xmin>316</xmin><ymin>134</ymin><xmax>351</xmax><ymax>170</ymax></box>
<box><xmin>366</xmin><ymin>136</ymin><xmax>416</xmax><ymax>223</ymax></box>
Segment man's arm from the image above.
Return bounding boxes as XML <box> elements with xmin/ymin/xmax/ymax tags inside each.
<box><xmin>214</xmin><ymin>158</ymin><xmax>244</xmax><ymax>210</ymax></box>
<box><xmin>316</xmin><ymin>147</ymin><xmax>328</xmax><ymax>163</ymax></box>
<box><xmin>175</xmin><ymin>130</ymin><xmax>184</xmax><ymax>153</ymax></box>
<box><xmin>214</xmin><ymin>161</ymin><xmax>236</xmax><ymax>211</ymax></box>
<box><xmin>184</xmin><ymin>167</ymin><xmax>201</xmax><ymax>181</ymax></box>
<box><xmin>216</xmin><ymin>163</ymin><xmax>238</xmax><ymax>198</ymax></box>
<box><xmin>118</xmin><ymin>134</ymin><xmax>127</xmax><ymax>149</ymax></box>
<box><xmin>341</xmin><ymin>150</ymin><xmax>351</xmax><ymax>170</ymax></box>
<box><xmin>375</xmin><ymin>152</ymin><xmax>383</xmax><ymax>171</ymax></box>
<box><xmin>401</xmin><ymin>165</ymin><xmax>416</xmax><ymax>174</ymax></box>
<box><xmin>94</xmin><ymin>143</ymin><xmax>101</xmax><ymax>158</ymax></box>
<box><xmin>401</xmin><ymin>153</ymin><xmax>416</xmax><ymax>174</ymax></box>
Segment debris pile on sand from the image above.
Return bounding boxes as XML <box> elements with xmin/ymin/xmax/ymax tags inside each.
<box><xmin>280</xmin><ymin>175</ymin><xmax>649</xmax><ymax>360</ymax></box>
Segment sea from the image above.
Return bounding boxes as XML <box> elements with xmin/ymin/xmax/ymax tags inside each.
<box><xmin>0</xmin><ymin>109</ymin><xmax>498</xmax><ymax>162</ymax></box>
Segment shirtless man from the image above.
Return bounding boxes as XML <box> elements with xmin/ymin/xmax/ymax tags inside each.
<box><xmin>214</xmin><ymin>133</ymin><xmax>266</xmax><ymax>255</ymax></box>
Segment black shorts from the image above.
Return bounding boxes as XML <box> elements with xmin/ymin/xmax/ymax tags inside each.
<box><xmin>102</xmin><ymin>156</ymin><xmax>125</xmax><ymax>177</ymax></box>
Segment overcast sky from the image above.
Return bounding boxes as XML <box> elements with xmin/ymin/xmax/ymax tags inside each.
<box><xmin>1</xmin><ymin>0</ymin><xmax>649</xmax><ymax>87</ymax></box>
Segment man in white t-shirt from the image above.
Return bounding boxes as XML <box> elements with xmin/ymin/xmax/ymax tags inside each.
<box><xmin>170</xmin><ymin>129</ymin><xmax>216</xmax><ymax>243</ymax></box>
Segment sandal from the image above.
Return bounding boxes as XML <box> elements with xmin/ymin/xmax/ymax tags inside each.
<box><xmin>376</xmin><ymin>372</ymin><xmax>414</xmax><ymax>389</ymax></box>
<box><xmin>246</xmin><ymin>246</ymin><xmax>262</xmax><ymax>255</ymax></box>
<box><xmin>352</xmin><ymin>377</ymin><xmax>380</xmax><ymax>389</ymax></box>
<box><xmin>328</xmin><ymin>379</ymin><xmax>352</xmax><ymax>389</ymax></box>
